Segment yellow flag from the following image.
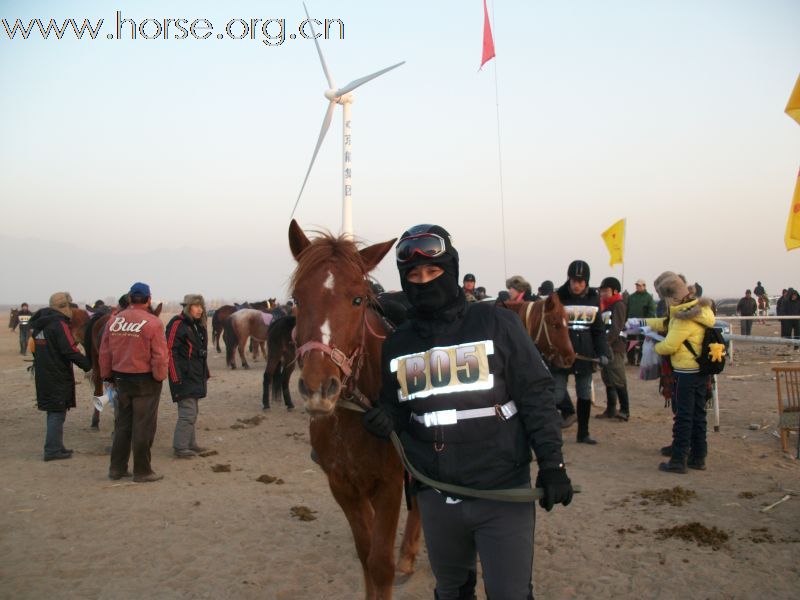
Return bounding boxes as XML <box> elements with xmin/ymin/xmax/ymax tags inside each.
<box><xmin>785</xmin><ymin>168</ymin><xmax>800</xmax><ymax>251</ymax></box>
<box><xmin>786</xmin><ymin>74</ymin><xmax>800</xmax><ymax>126</ymax></box>
<box><xmin>601</xmin><ymin>218</ymin><xmax>625</xmax><ymax>266</ymax></box>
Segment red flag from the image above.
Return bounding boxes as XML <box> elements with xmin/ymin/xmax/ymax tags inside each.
<box><xmin>480</xmin><ymin>0</ymin><xmax>495</xmax><ymax>69</ymax></box>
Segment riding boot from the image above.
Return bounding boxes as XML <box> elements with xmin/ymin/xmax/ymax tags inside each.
<box><xmin>576</xmin><ymin>398</ymin><xmax>597</xmax><ymax>444</ymax></box>
<box><xmin>596</xmin><ymin>388</ymin><xmax>617</xmax><ymax>418</ymax></box>
<box><xmin>90</xmin><ymin>408</ymin><xmax>100</xmax><ymax>429</ymax></box>
<box><xmin>615</xmin><ymin>386</ymin><xmax>630</xmax><ymax>421</ymax></box>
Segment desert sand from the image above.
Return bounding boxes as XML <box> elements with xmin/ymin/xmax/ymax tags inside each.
<box><xmin>1</xmin><ymin>316</ymin><xmax>798</xmax><ymax>599</ymax></box>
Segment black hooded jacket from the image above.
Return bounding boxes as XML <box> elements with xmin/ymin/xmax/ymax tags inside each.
<box><xmin>555</xmin><ymin>281</ymin><xmax>609</xmax><ymax>375</ymax></box>
<box><xmin>29</xmin><ymin>308</ymin><xmax>91</xmax><ymax>411</ymax></box>
<box><xmin>165</xmin><ymin>313</ymin><xmax>209</xmax><ymax>401</ymax></box>
<box><xmin>378</xmin><ymin>293</ymin><xmax>564</xmax><ymax>492</ymax></box>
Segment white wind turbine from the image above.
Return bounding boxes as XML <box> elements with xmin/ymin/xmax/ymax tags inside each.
<box><xmin>290</xmin><ymin>2</ymin><xmax>404</xmax><ymax>237</ymax></box>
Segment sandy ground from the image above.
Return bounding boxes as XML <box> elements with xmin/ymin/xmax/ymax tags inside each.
<box><xmin>1</xmin><ymin>316</ymin><xmax>799</xmax><ymax>599</ymax></box>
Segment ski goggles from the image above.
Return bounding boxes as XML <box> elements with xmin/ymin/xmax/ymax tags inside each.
<box><xmin>396</xmin><ymin>233</ymin><xmax>447</xmax><ymax>264</ymax></box>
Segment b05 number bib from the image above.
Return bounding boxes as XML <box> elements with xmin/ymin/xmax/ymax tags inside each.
<box><xmin>390</xmin><ymin>340</ymin><xmax>494</xmax><ymax>401</ymax></box>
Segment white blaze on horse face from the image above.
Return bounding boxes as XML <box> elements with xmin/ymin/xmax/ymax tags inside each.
<box><xmin>320</xmin><ymin>319</ymin><xmax>331</xmax><ymax>346</ymax></box>
<box><xmin>323</xmin><ymin>271</ymin><xmax>335</xmax><ymax>291</ymax></box>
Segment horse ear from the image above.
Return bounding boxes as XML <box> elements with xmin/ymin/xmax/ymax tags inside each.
<box><xmin>153</xmin><ymin>302</ymin><xmax>163</xmax><ymax>316</ymax></box>
<box><xmin>289</xmin><ymin>219</ymin><xmax>311</xmax><ymax>261</ymax></box>
<box><xmin>359</xmin><ymin>238</ymin><xmax>397</xmax><ymax>273</ymax></box>
<box><xmin>545</xmin><ymin>294</ymin><xmax>558</xmax><ymax>311</ymax></box>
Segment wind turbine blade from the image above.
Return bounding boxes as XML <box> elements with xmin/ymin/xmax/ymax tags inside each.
<box><xmin>290</xmin><ymin>100</ymin><xmax>336</xmax><ymax>219</ymax></box>
<box><xmin>334</xmin><ymin>61</ymin><xmax>405</xmax><ymax>97</ymax></box>
<box><xmin>303</xmin><ymin>2</ymin><xmax>335</xmax><ymax>89</ymax></box>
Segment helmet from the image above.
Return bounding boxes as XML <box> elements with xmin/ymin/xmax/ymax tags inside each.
<box><xmin>567</xmin><ymin>260</ymin><xmax>590</xmax><ymax>283</ymax></box>
<box><xmin>463</xmin><ymin>273</ymin><xmax>476</xmax><ymax>283</ymax></box>
<box><xmin>538</xmin><ymin>280</ymin><xmax>554</xmax><ymax>296</ymax></box>
<box><xmin>599</xmin><ymin>277</ymin><xmax>621</xmax><ymax>293</ymax></box>
<box><xmin>396</xmin><ymin>224</ymin><xmax>459</xmax><ymax>280</ymax></box>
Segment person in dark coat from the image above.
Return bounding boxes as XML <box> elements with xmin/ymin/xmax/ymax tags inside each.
<box><xmin>777</xmin><ymin>289</ymin><xmax>789</xmax><ymax>337</ymax></box>
<box><xmin>363</xmin><ymin>223</ymin><xmax>571</xmax><ymax>600</ymax></box>
<box><xmin>166</xmin><ymin>294</ymin><xmax>210</xmax><ymax>458</ymax></box>
<box><xmin>736</xmin><ymin>290</ymin><xmax>757</xmax><ymax>336</ymax></box>
<box><xmin>783</xmin><ymin>288</ymin><xmax>800</xmax><ymax>348</ymax></box>
<box><xmin>17</xmin><ymin>302</ymin><xmax>33</xmax><ymax>355</ymax></box>
<box><xmin>596</xmin><ymin>277</ymin><xmax>630</xmax><ymax>421</ymax></box>
<box><xmin>552</xmin><ymin>260</ymin><xmax>610</xmax><ymax>444</ymax></box>
<box><xmin>29</xmin><ymin>292</ymin><xmax>91</xmax><ymax>461</ymax></box>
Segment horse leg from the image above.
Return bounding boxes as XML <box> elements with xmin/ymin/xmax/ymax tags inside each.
<box><xmin>214</xmin><ymin>328</ymin><xmax>221</xmax><ymax>353</ymax></box>
<box><xmin>330</xmin><ymin>487</ymin><xmax>378</xmax><ymax>599</ymax></box>
<box><xmin>238</xmin><ymin>338</ymin><xmax>249</xmax><ymax>369</ymax></box>
<box><xmin>367</xmin><ymin>478</ymin><xmax>404</xmax><ymax>599</ymax></box>
<box><xmin>397</xmin><ymin>494</ymin><xmax>422</xmax><ymax>576</ymax></box>
<box><xmin>282</xmin><ymin>364</ymin><xmax>294</xmax><ymax>410</ymax></box>
<box><xmin>262</xmin><ymin>366</ymin><xmax>271</xmax><ymax>410</ymax></box>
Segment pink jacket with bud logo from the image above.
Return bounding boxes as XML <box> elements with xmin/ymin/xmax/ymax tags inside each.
<box><xmin>99</xmin><ymin>305</ymin><xmax>168</xmax><ymax>381</ymax></box>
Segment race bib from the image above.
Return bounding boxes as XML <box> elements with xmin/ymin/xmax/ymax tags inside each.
<box><xmin>566</xmin><ymin>305</ymin><xmax>598</xmax><ymax>329</ymax></box>
<box><xmin>18</xmin><ymin>315</ymin><xmax>31</xmax><ymax>325</ymax></box>
<box><xmin>390</xmin><ymin>340</ymin><xmax>494</xmax><ymax>401</ymax></box>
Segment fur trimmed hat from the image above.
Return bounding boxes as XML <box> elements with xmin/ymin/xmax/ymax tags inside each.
<box><xmin>505</xmin><ymin>275</ymin><xmax>531</xmax><ymax>294</ymax></box>
<box><xmin>653</xmin><ymin>271</ymin><xmax>691</xmax><ymax>303</ymax></box>
<box><xmin>181</xmin><ymin>293</ymin><xmax>206</xmax><ymax>319</ymax></box>
<box><xmin>49</xmin><ymin>292</ymin><xmax>73</xmax><ymax>318</ymax></box>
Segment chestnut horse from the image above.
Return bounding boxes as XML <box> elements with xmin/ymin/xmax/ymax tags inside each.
<box><xmin>503</xmin><ymin>296</ymin><xmax>576</xmax><ymax>369</ymax></box>
<box><xmin>288</xmin><ymin>220</ymin><xmax>421</xmax><ymax>599</ymax></box>
<box><xmin>223</xmin><ymin>308</ymin><xmax>272</xmax><ymax>369</ymax></box>
<box><xmin>85</xmin><ymin>301</ymin><xmax>163</xmax><ymax>429</ymax></box>
<box><xmin>212</xmin><ymin>305</ymin><xmax>237</xmax><ymax>353</ymax></box>
<box><xmin>261</xmin><ymin>315</ymin><xmax>296</xmax><ymax>410</ymax></box>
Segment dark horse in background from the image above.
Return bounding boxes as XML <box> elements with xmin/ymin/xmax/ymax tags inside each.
<box><xmin>9</xmin><ymin>308</ymin><xmax>19</xmax><ymax>331</ymax></box>
<box><xmin>262</xmin><ymin>315</ymin><xmax>296</xmax><ymax>411</ymax></box>
<box><xmin>84</xmin><ymin>298</ymin><xmax>163</xmax><ymax>429</ymax></box>
<box><xmin>288</xmin><ymin>220</ymin><xmax>421</xmax><ymax>599</ymax></box>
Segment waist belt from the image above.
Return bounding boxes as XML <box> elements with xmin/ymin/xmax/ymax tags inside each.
<box><xmin>411</xmin><ymin>401</ymin><xmax>517</xmax><ymax>427</ymax></box>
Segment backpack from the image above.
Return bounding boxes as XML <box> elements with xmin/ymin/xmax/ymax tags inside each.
<box><xmin>683</xmin><ymin>327</ymin><xmax>726</xmax><ymax>375</ymax></box>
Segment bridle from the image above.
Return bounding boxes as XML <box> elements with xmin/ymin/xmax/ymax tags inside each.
<box><xmin>294</xmin><ymin>300</ymin><xmax>388</xmax><ymax>412</ymax></box>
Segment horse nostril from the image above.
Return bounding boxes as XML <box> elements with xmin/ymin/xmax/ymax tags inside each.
<box><xmin>324</xmin><ymin>377</ymin><xmax>341</xmax><ymax>399</ymax></box>
<box><xmin>298</xmin><ymin>378</ymin><xmax>310</xmax><ymax>397</ymax></box>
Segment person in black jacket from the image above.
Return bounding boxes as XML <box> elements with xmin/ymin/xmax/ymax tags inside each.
<box><xmin>552</xmin><ymin>260</ymin><xmax>610</xmax><ymax>444</ymax></box>
<box><xmin>166</xmin><ymin>294</ymin><xmax>210</xmax><ymax>458</ymax></box>
<box><xmin>29</xmin><ymin>292</ymin><xmax>91</xmax><ymax>461</ymax></box>
<box><xmin>17</xmin><ymin>302</ymin><xmax>33</xmax><ymax>355</ymax></box>
<box><xmin>362</xmin><ymin>224</ymin><xmax>572</xmax><ymax>600</ymax></box>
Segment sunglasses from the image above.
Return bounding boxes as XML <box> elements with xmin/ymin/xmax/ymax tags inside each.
<box><xmin>396</xmin><ymin>233</ymin><xmax>447</xmax><ymax>263</ymax></box>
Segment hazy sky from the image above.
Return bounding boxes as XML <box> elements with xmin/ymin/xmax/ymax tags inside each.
<box><xmin>2</xmin><ymin>0</ymin><xmax>799</xmax><ymax>305</ymax></box>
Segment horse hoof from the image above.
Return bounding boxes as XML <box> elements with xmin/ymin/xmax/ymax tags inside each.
<box><xmin>242</xmin><ymin>364</ymin><xmax>249</xmax><ymax>370</ymax></box>
<box><xmin>286</xmin><ymin>405</ymin><xmax>295</xmax><ymax>412</ymax></box>
<box><xmin>393</xmin><ymin>571</ymin><xmax>413</xmax><ymax>586</ymax></box>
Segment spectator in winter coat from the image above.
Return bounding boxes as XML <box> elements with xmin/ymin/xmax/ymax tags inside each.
<box><xmin>736</xmin><ymin>290</ymin><xmax>757</xmax><ymax>336</ymax></box>
<box><xmin>782</xmin><ymin>288</ymin><xmax>800</xmax><ymax>347</ymax></box>
<box><xmin>29</xmin><ymin>292</ymin><xmax>91</xmax><ymax>461</ymax></box>
<box><xmin>166</xmin><ymin>294</ymin><xmax>210</xmax><ymax>458</ymax></box>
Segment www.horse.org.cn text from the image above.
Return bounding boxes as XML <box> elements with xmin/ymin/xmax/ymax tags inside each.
<box><xmin>1</xmin><ymin>11</ymin><xmax>346</xmax><ymax>47</ymax></box>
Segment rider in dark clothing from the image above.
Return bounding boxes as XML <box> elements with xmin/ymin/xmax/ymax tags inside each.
<box><xmin>363</xmin><ymin>224</ymin><xmax>571</xmax><ymax>600</ymax></box>
<box><xmin>17</xmin><ymin>303</ymin><xmax>33</xmax><ymax>355</ymax></box>
<box><xmin>551</xmin><ymin>260</ymin><xmax>610</xmax><ymax>444</ymax></box>
<box><xmin>29</xmin><ymin>293</ymin><xmax>92</xmax><ymax>460</ymax></box>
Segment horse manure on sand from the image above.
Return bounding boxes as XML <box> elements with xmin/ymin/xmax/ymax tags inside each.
<box><xmin>211</xmin><ymin>464</ymin><xmax>231</xmax><ymax>473</ymax></box>
<box><xmin>655</xmin><ymin>522</ymin><xmax>729</xmax><ymax>550</ymax></box>
<box><xmin>638</xmin><ymin>486</ymin><xmax>697</xmax><ymax>507</ymax></box>
<box><xmin>256</xmin><ymin>474</ymin><xmax>284</xmax><ymax>485</ymax></box>
<box><xmin>290</xmin><ymin>506</ymin><xmax>317</xmax><ymax>521</ymax></box>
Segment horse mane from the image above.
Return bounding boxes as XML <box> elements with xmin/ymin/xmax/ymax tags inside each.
<box><xmin>290</xmin><ymin>232</ymin><xmax>370</xmax><ymax>293</ymax></box>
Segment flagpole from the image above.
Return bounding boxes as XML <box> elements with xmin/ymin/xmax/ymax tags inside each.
<box><xmin>621</xmin><ymin>217</ymin><xmax>627</xmax><ymax>290</ymax></box>
<box><xmin>490</xmin><ymin>0</ymin><xmax>508</xmax><ymax>280</ymax></box>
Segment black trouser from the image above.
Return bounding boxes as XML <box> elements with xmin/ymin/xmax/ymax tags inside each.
<box><xmin>110</xmin><ymin>377</ymin><xmax>162</xmax><ymax>477</ymax></box>
<box><xmin>417</xmin><ymin>488</ymin><xmax>535</xmax><ymax>600</ymax></box>
<box><xmin>740</xmin><ymin>320</ymin><xmax>753</xmax><ymax>336</ymax></box>
<box><xmin>786</xmin><ymin>319</ymin><xmax>800</xmax><ymax>344</ymax></box>
<box><xmin>19</xmin><ymin>325</ymin><xmax>30</xmax><ymax>354</ymax></box>
<box><xmin>669</xmin><ymin>372</ymin><xmax>708</xmax><ymax>461</ymax></box>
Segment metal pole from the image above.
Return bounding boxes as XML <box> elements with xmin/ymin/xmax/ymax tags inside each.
<box><xmin>341</xmin><ymin>95</ymin><xmax>353</xmax><ymax>239</ymax></box>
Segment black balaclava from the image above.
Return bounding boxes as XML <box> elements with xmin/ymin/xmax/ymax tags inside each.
<box><xmin>397</xmin><ymin>224</ymin><xmax>462</xmax><ymax>319</ymax></box>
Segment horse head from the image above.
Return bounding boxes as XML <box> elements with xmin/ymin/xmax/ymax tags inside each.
<box><xmin>150</xmin><ymin>302</ymin><xmax>163</xmax><ymax>317</ymax></box>
<box><xmin>69</xmin><ymin>308</ymin><xmax>90</xmax><ymax>343</ymax></box>
<box><xmin>537</xmin><ymin>294</ymin><xmax>575</xmax><ymax>369</ymax></box>
<box><xmin>9</xmin><ymin>308</ymin><xmax>19</xmax><ymax>329</ymax></box>
<box><xmin>289</xmin><ymin>219</ymin><xmax>396</xmax><ymax>416</ymax></box>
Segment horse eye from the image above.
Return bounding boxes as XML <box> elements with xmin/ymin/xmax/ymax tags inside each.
<box><xmin>353</xmin><ymin>296</ymin><xmax>363</xmax><ymax>306</ymax></box>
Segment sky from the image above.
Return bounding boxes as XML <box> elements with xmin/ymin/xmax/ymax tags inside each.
<box><xmin>1</xmin><ymin>0</ymin><xmax>799</xmax><ymax>305</ymax></box>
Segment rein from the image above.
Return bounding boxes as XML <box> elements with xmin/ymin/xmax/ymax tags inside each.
<box><xmin>529</xmin><ymin>301</ymin><xmax>556</xmax><ymax>363</ymax></box>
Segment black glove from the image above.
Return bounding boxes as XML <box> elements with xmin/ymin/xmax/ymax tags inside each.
<box><xmin>362</xmin><ymin>406</ymin><xmax>395</xmax><ymax>439</ymax></box>
<box><xmin>536</xmin><ymin>466</ymin><xmax>573</xmax><ymax>511</ymax></box>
